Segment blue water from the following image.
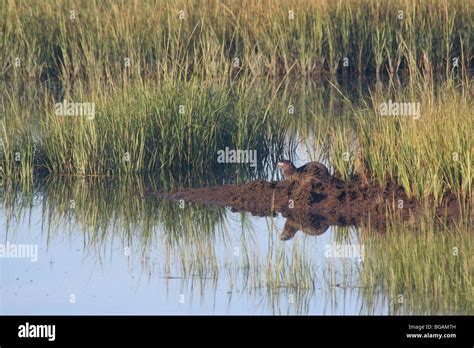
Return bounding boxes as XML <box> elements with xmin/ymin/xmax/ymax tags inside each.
<box><xmin>0</xmin><ymin>199</ymin><xmax>393</xmax><ymax>315</ymax></box>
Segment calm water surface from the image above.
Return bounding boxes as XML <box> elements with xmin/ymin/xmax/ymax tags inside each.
<box><xmin>1</xmin><ymin>81</ymin><xmax>470</xmax><ymax>315</ymax></box>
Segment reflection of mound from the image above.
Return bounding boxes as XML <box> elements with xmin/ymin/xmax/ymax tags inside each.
<box><xmin>155</xmin><ymin>163</ymin><xmax>464</xmax><ymax>239</ymax></box>
<box><xmin>279</xmin><ymin>213</ymin><xmax>330</xmax><ymax>240</ymax></box>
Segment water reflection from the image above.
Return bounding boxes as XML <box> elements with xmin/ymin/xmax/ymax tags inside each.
<box><xmin>1</xmin><ymin>176</ymin><xmax>471</xmax><ymax>315</ymax></box>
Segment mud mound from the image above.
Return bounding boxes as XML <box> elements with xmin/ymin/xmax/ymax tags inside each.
<box><xmin>150</xmin><ymin>167</ymin><xmax>465</xmax><ymax>240</ymax></box>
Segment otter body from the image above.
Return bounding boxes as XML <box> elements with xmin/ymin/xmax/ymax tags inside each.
<box><xmin>277</xmin><ymin>160</ymin><xmax>331</xmax><ymax>180</ymax></box>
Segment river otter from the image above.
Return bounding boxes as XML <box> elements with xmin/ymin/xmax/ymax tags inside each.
<box><xmin>277</xmin><ymin>160</ymin><xmax>331</xmax><ymax>180</ymax></box>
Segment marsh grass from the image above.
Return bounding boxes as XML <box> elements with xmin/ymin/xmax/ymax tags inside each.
<box><xmin>355</xmin><ymin>81</ymin><xmax>473</xmax><ymax>202</ymax></box>
<box><xmin>1</xmin><ymin>78</ymin><xmax>294</xmax><ymax>180</ymax></box>
<box><xmin>1</xmin><ymin>0</ymin><xmax>472</xmax><ymax>81</ymax></box>
<box><xmin>1</xmin><ymin>0</ymin><xmax>473</xmax><ymax>201</ymax></box>
<box><xmin>2</xmin><ymin>78</ymin><xmax>472</xmax><ymax>200</ymax></box>
<box><xmin>360</xmin><ymin>212</ymin><xmax>473</xmax><ymax>314</ymax></box>
<box><xmin>310</xmin><ymin>80</ymin><xmax>473</xmax><ymax>201</ymax></box>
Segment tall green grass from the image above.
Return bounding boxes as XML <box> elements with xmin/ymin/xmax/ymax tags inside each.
<box><xmin>2</xmin><ymin>77</ymin><xmax>472</xmax><ymax>200</ymax></box>
<box><xmin>312</xmin><ymin>80</ymin><xmax>473</xmax><ymax>202</ymax></box>
<box><xmin>1</xmin><ymin>0</ymin><xmax>472</xmax><ymax>200</ymax></box>
<box><xmin>1</xmin><ymin>79</ymin><xmax>293</xmax><ymax>179</ymax></box>
<box><xmin>1</xmin><ymin>0</ymin><xmax>471</xmax><ymax>81</ymax></box>
<box><xmin>361</xmin><ymin>212</ymin><xmax>473</xmax><ymax>314</ymax></box>
<box><xmin>356</xmin><ymin>84</ymin><xmax>472</xmax><ymax>202</ymax></box>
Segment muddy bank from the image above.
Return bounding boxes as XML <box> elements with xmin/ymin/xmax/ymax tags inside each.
<box><xmin>147</xmin><ymin>165</ymin><xmax>466</xmax><ymax>239</ymax></box>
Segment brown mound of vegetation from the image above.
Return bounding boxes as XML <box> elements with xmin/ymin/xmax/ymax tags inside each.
<box><xmin>149</xmin><ymin>164</ymin><xmax>464</xmax><ymax>240</ymax></box>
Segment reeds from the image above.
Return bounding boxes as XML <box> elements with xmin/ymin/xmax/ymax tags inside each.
<box><xmin>353</xmin><ymin>81</ymin><xmax>473</xmax><ymax>202</ymax></box>
<box><xmin>2</xmin><ymin>77</ymin><xmax>472</xmax><ymax>201</ymax></box>
<box><xmin>1</xmin><ymin>79</ymin><xmax>293</xmax><ymax>179</ymax></box>
<box><xmin>360</xmin><ymin>212</ymin><xmax>473</xmax><ymax>314</ymax></box>
<box><xmin>1</xmin><ymin>0</ymin><xmax>471</xmax><ymax>81</ymax></box>
<box><xmin>1</xmin><ymin>1</ymin><xmax>472</xmax><ymax>200</ymax></box>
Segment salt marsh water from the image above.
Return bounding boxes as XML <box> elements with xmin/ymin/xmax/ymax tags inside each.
<box><xmin>1</xmin><ymin>145</ymin><xmax>471</xmax><ymax>315</ymax></box>
<box><xmin>1</xmin><ymin>72</ymin><xmax>473</xmax><ymax>316</ymax></box>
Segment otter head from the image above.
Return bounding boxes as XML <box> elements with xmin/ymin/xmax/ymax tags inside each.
<box><xmin>277</xmin><ymin>160</ymin><xmax>296</xmax><ymax>179</ymax></box>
